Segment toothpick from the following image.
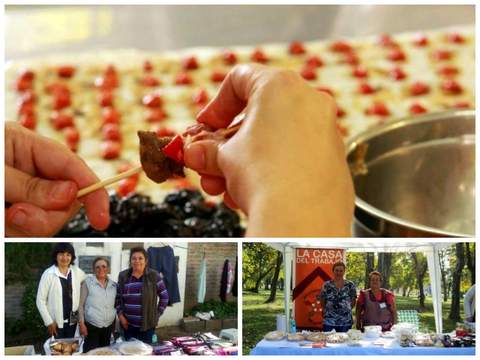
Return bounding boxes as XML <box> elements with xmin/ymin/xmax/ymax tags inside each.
<box><xmin>77</xmin><ymin>165</ymin><xmax>143</xmax><ymax>198</ymax></box>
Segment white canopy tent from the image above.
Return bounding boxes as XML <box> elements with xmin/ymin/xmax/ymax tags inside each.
<box><xmin>269</xmin><ymin>241</ymin><xmax>454</xmax><ymax>334</ymax></box>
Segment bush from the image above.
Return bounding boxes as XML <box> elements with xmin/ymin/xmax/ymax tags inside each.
<box><xmin>20</xmin><ymin>281</ymin><xmax>46</xmax><ymax>339</ymax></box>
<box><xmin>189</xmin><ymin>299</ymin><xmax>237</xmax><ymax>319</ymax></box>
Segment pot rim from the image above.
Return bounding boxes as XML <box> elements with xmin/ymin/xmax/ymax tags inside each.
<box><xmin>346</xmin><ymin>109</ymin><xmax>475</xmax><ymax>238</ymax></box>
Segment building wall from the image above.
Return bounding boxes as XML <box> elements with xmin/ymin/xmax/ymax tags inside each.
<box><xmin>184</xmin><ymin>242</ymin><xmax>238</xmax><ymax>312</ymax></box>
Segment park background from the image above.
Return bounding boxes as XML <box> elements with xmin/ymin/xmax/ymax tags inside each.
<box><xmin>243</xmin><ymin>242</ymin><xmax>475</xmax><ymax>354</ymax></box>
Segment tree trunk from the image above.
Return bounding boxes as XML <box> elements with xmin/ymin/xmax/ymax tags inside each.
<box><xmin>253</xmin><ymin>265</ymin><xmax>275</xmax><ymax>293</ymax></box>
<box><xmin>465</xmin><ymin>242</ymin><xmax>475</xmax><ymax>285</ymax></box>
<box><xmin>377</xmin><ymin>253</ymin><xmax>393</xmax><ymax>289</ymax></box>
<box><xmin>365</xmin><ymin>253</ymin><xmax>375</xmax><ymax>288</ymax></box>
<box><xmin>439</xmin><ymin>250</ymin><xmax>449</xmax><ymax>302</ymax></box>
<box><xmin>449</xmin><ymin>243</ymin><xmax>465</xmax><ymax>321</ymax></box>
<box><xmin>265</xmin><ymin>251</ymin><xmax>283</xmax><ymax>303</ymax></box>
<box><xmin>411</xmin><ymin>253</ymin><xmax>428</xmax><ymax>309</ymax></box>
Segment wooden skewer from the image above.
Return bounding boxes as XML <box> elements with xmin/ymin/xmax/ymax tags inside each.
<box><xmin>77</xmin><ymin>165</ymin><xmax>143</xmax><ymax>198</ymax></box>
<box><xmin>77</xmin><ymin>118</ymin><xmax>244</xmax><ymax>198</ymax></box>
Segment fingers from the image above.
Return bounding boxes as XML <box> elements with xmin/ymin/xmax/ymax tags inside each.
<box><xmin>200</xmin><ymin>175</ymin><xmax>226</xmax><ymax>196</ymax></box>
<box><xmin>223</xmin><ymin>191</ymin><xmax>239</xmax><ymax>210</ymax></box>
<box><xmin>8</xmin><ymin>126</ymin><xmax>110</xmax><ymax>231</ymax></box>
<box><xmin>30</xmin><ymin>138</ymin><xmax>110</xmax><ymax>230</ymax></box>
<box><xmin>5</xmin><ymin>166</ymin><xmax>77</xmax><ymax>210</ymax></box>
<box><xmin>5</xmin><ymin>202</ymin><xmax>81</xmax><ymax>237</ymax></box>
<box><xmin>196</xmin><ymin>63</ymin><xmax>266</xmax><ymax>129</ymax></box>
<box><xmin>184</xmin><ymin>140</ymin><xmax>224</xmax><ymax>177</ymax></box>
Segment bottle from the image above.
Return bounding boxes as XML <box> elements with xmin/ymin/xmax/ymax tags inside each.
<box><xmin>152</xmin><ymin>334</ymin><xmax>158</xmax><ymax>344</ymax></box>
<box><xmin>290</xmin><ymin>312</ymin><xmax>296</xmax><ymax>333</ymax></box>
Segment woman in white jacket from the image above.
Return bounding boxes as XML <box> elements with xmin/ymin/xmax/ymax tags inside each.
<box><xmin>36</xmin><ymin>243</ymin><xmax>85</xmax><ymax>338</ymax></box>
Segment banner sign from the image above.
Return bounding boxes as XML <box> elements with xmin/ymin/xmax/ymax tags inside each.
<box><xmin>294</xmin><ymin>248</ymin><xmax>345</xmax><ymax>330</ymax></box>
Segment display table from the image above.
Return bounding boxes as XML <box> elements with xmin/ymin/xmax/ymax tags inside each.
<box><xmin>250</xmin><ymin>338</ymin><xmax>476</xmax><ymax>356</ymax></box>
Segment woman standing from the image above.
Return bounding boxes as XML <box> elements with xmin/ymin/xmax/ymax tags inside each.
<box><xmin>116</xmin><ymin>247</ymin><xmax>169</xmax><ymax>344</ymax></box>
<box><xmin>356</xmin><ymin>271</ymin><xmax>398</xmax><ymax>331</ymax></box>
<box><xmin>78</xmin><ymin>257</ymin><xmax>117</xmax><ymax>352</ymax></box>
<box><xmin>36</xmin><ymin>243</ymin><xmax>85</xmax><ymax>338</ymax></box>
<box><xmin>320</xmin><ymin>261</ymin><xmax>357</xmax><ymax>332</ymax></box>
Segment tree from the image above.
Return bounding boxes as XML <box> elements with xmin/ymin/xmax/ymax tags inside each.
<box><xmin>449</xmin><ymin>243</ymin><xmax>465</xmax><ymax>321</ymax></box>
<box><xmin>464</xmin><ymin>242</ymin><xmax>475</xmax><ymax>285</ymax></box>
<box><xmin>242</xmin><ymin>243</ymin><xmax>277</xmax><ymax>293</ymax></box>
<box><xmin>265</xmin><ymin>251</ymin><xmax>283</xmax><ymax>303</ymax></box>
<box><xmin>377</xmin><ymin>253</ymin><xmax>393</xmax><ymax>290</ymax></box>
<box><xmin>345</xmin><ymin>253</ymin><xmax>366</xmax><ymax>287</ymax></box>
<box><xmin>411</xmin><ymin>253</ymin><xmax>428</xmax><ymax>309</ymax></box>
<box><xmin>390</xmin><ymin>254</ymin><xmax>415</xmax><ymax>296</ymax></box>
<box><xmin>364</xmin><ymin>253</ymin><xmax>375</xmax><ymax>288</ymax></box>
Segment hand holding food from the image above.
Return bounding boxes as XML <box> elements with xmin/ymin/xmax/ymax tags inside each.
<box><xmin>5</xmin><ymin>123</ymin><xmax>110</xmax><ymax>237</ymax></box>
<box><xmin>184</xmin><ymin>64</ymin><xmax>355</xmax><ymax>236</ymax></box>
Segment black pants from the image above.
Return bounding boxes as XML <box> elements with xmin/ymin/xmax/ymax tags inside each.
<box><xmin>56</xmin><ymin>322</ymin><xmax>77</xmax><ymax>339</ymax></box>
<box><xmin>82</xmin><ymin>321</ymin><xmax>114</xmax><ymax>353</ymax></box>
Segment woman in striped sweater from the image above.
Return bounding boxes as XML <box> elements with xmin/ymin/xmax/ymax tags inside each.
<box><xmin>115</xmin><ymin>247</ymin><xmax>169</xmax><ymax>344</ymax></box>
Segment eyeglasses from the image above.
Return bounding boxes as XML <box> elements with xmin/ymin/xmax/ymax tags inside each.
<box><xmin>95</xmin><ymin>264</ymin><xmax>108</xmax><ymax>269</ymax></box>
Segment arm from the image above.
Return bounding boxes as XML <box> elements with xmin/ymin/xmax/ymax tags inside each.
<box><xmin>391</xmin><ymin>299</ymin><xmax>398</xmax><ymax>324</ymax></box>
<box><xmin>78</xmin><ymin>281</ymin><xmax>88</xmax><ymax>323</ymax></box>
<box><xmin>157</xmin><ymin>273</ymin><xmax>169</xmax><ymax>315</ymax></box>
<box><xmin>320</xmin><ymin>285</ymin><xmax>326</xmax><ymax>310</ymax></box>
<box><xmin>351</xmin><ymin>284</ymin><xmax>357</xmax><ymax>308</ymax></box>
<box><xmin>78</xmin><ymin>281</ymin><xmax>88</xmax><ymax>336</ymax></box>
<box><xmin>36</xmin><ymin>271</ymin><xmax>54</xmax><ymax>327</ymax></box>
<box><xmin>115</xmin><ymin>280</ymin><xmax>128</xmax><ymax>329</ymax></box>
<box><xmin>355</xmin><ymin>292</ymin><xmax>364</xmax><ymax>330</ymax></box>
<box><xmin>464</xmin><ymin>286</ymin><xmax>475</xmax><ymax>320</ymax></box>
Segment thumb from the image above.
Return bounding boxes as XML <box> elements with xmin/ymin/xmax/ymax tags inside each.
<box><xmin>6</xmin><ymin>202</ymin><xmax>81</xmax><ymax>237</ymax></box>
<box><xmin>184</xmin><ymin>140</ymin><xmax>225</xmax><ymax>177</ymax></box>
<box><xmin>6</xmin><ymin>166</ymin><xmax>77</xmax><ymax>210</ymax></box>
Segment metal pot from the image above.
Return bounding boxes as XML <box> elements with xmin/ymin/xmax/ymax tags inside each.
<box><xmin>347</xmin><ymin>110</ymin><xmax>475</xmax><ymax>237</ymax></box>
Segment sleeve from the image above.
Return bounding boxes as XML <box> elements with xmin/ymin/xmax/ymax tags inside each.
<box><xmin>78</xmin><ymin>281</ymin><xmax>89</xmax><ymax>323</ymax></box>
<box><xmin>350</xmin><ymin>283</ymin><xmax>357</xmax><ymax>300</ymax></box>
<box><xmin>157</xmin><ymin>273</ymin><xmax>169</xmax><ymax>315</ymax></box>
<box><xmin>320</xmin><ymin>282</ymin><xmax>327</xmax><ymax>301</ymax></box>
<box><xmin>464</xmin><ymin>286</ymin><xmax>475</xmax><ymax>318</ymax></box>
<box><xmin>36</xmin><ymin>271</ymin><xmax>54</xmax><ymax>327</ymax></box>
<box><xmin>386</xmin><ymin>291</ymin><xmax>395</xmax><ymax>305</ymax></box>
<box><xmin>115</xmin><ymin>281</ymin><xmax>123</xmax><ymax>315</ymax></box>
<box><xmin>357</xmin><ymin>290</ymin><xmax>365</xmax><ymax>306</ymax></box>
<box><xmin>79</xmin><ymin>268</ymin><xmax>86</xmax><ymax>282</ymax></box>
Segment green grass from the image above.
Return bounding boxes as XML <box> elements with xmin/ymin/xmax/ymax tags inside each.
<box><xmin>242</xmin><ymin>290</ymin><xmax>464</xmax><ymax>355</ymax></box>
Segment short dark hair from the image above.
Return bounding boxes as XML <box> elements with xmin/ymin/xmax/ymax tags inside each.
<box><xmin>369</xmin><ymin>271</ymin><xmax>383</xmax><ymax>281</ymax></box>
<box><xmin>130</xmin><ymin>247</ymin><xmax>148</xmax><ymax>262</ymax></box>
<box><xmin>92</xmin><ymin>257</ymin><xmax>110</xmax><ymax>271</ymax></box>
<box><xmin>51</xmin><ymin>243</ymin><xmax>76</xmax><ymax>266</ymax></box>
<box><xmin>332</xmin><ymin>261</ymin><xmax>346</xmax><ymax>272</ymax></box>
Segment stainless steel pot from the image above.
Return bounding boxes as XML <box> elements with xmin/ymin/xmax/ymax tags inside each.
<box><xmin>347</xmin><ymin>110</ymin><xmax>475</xmax><ymax>237</ymax></box>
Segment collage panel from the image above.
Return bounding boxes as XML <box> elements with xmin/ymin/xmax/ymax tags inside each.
<box><xmin>4</xmin><ymin>4</ymin><xmax>475</xmax><ymax>239</ymax></box>
<box><xmin>243</xmin><ymin>241</ymin><xmax>475</xmax><ymax>356</ymax></box>
<box><xmin>4</xmin><ymin>241</ymin><xmax>238</xmax><ymax>355</ymax></box>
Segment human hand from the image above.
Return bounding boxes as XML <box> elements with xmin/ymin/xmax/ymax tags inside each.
<box><xmin>5</xmin><ymin>122</ymin><xmax>110</xmax><ymax>236</ymax></box>
<box><xmin>184</xmin><ymin>64</ymin><xmax>354</xmax><ymax>236</ymax></box>
<box><xmin>119</xmin><ymin>313</ymin><xmax>129</xmax><ymax>330</ymax></box>
<box><xmin>48</xmin><ymin>322</ymin><xmax>58</xmax><ymax>337</ymax></box>
<box><xmin>79</xmin><ymin>322</ymin><xmax>88</xmax><ymax>337</ymax></box>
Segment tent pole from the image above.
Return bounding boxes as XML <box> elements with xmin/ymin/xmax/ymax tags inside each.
<box><xmin>426</xmin><ymin>244</ymin><xmax>443</xmax><ymax>333</ymax></box>
<box><xmin>284</xmin><ymin>244</ymin><xmax>291</xmax><ymax>333</ymax></box>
